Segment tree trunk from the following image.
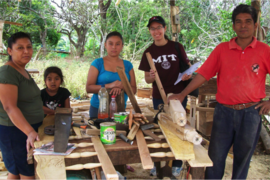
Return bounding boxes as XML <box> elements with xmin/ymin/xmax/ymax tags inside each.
<box><xmin>98</xmin><ymin>0</ymin><xmax>112</xmax><ymax>56</ymax></box>
<box><xmin>40</xmin><ymin>29</ymin><xmax>47</xmax><ymax>55</ymax></box>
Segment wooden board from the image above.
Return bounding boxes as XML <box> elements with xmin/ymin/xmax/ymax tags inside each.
<box><xmin>4</xmin><ymin>21</ymin><xmax>23</xmax><ymax>26</ymax></box>
<box><xmin>135</xmin><ymin>129</ymin><xmax>154</xmax><ymax>169</ymax></box>
<box><xmin>116</xmin><ymin>66</ymin><xmax>141</xmax><ymax>113</ymax></box>
<box><xmin>0</xmin><ymin>20</ymin><xmax>4</xmax><ymax>52</ymax></box>
<box><xmin>35</xmin><ymin>155</ymin><xmax>66</xmax><ymax>179</ymax></box>
<box><xmin>188</xmin><ymin>145</ymin><xmax>213</xmax><ymax>167</ymax></box>
<box><xmin>146</xmin><ymin>52</ymin><xmax>168</xmax><ymax>105</ymax></box>
<box><xmin>91</xmin><ymin>136</ymin><xmax>118</xmax><ymax>180</ymax></box>
<box><xmin>127</xmin><ymin>124</ymin><xmax>139</xmax><ymax>140</ymax></box>
<box><xmin>26</xmin><ymin>69</ymin><xmax>39</xmax><ymax>73</ymax></box>
<box><xmin>142</xmin><ymin>129</ymin><xmax>161</xmax><ymax>141</ymax></box>
<box><xmin>34</xmin><ymin>115</ymin><xmax>55</xmax><ymax>148</ymax></box>
<box><xmin>158</xmin><ymin>122</ymin><xmax>195</xmax><ymax>160</ymax></box>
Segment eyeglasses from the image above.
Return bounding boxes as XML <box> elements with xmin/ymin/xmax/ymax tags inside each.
<box><xmin>149</xmin><ymin>26</ymin><xmax>163</xmax><ymax>31</ymax></box>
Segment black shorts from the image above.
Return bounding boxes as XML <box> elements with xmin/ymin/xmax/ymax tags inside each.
<box><xmin>0</xmin><ymin>122</ymin><xmax>42</xmax><ymax>176</ymax></box>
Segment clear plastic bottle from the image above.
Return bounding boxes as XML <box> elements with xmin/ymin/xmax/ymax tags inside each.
<box><xmin>98</xmin><ymin>85</ymin><xmax>109</xmax><ymax>119</ymax></box>
<box><xmin>110</xmin><ymin>95</ymin><xmax>117</xmax><ymax>119</ymax></box>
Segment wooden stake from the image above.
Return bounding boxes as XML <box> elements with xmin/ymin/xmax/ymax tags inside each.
<box><xmin>136</xmin><ymin>129</ymin><xmax>154</xmax><ymax>169</ymax></box>
<box><xmin>117</xmin><ymin>66</ymin><xmax>141</xmax><ymax>140</ymax></box>
<box><xmin>146</xmin><ymin>52</ymin><xmax>168</xmax><ymax>105</ymax></box>
<box><xmin>91</xmin><ymin>137</ymin><xmax>118</xmax><ymax>180</ymax></box>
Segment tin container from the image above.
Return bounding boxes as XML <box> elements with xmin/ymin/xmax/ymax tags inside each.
<box><xmin>100</xmin><ymin>122</ymin><xmax>116</xmax><ymax>145</ymax></box>
<box><xmin>114</xmin><ymin>112</ymin><xmax>128</xmax><ymax>124</ymax></box>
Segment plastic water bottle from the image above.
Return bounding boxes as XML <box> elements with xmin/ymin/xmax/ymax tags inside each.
<box><xmin>110</xmin><ymin>95</ymin><xmax>117</xmax><ymax>119</ymax></box>
<box><xmin>98</xmin><ymin>85</ymin><xmax>109</xmax><ymax>119</ymax></box>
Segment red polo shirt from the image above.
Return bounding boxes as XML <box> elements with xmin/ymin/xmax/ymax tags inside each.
<box><xmin>198</xmin><ymin>37</ymin><xmax>270</xmax><ymax>105</ymax></box>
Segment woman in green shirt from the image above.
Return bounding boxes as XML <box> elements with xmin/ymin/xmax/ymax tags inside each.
<box><xmin>0</xmin><ymin>32</ymin><xmax>44</xmax><ymax>179</ymax></box>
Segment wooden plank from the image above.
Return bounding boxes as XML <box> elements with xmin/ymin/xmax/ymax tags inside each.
<box><xmin>158</xmin><ymin>113</ymin><xmax>202</xmax><ymax>145</ymax></box>
<box><xmin>91</xmin><ymin>136</ymin><xmax>118</xmax><ymax>180</ymax></box>
<box><xmin>0</xmin><ymin>20</ymin><xmax>4</xmax><ymax>52</ymax></box>
<box><xmin>116</xmin><ymin>66</ymin><xmax>141</xmax><ymax>113</ymax></box>
<box><xmin>34</xmin><ymin>115</ymin><xmax>55</xmax><ymax>148</ymax></box>
<box><xmin>35</xmin><ymin>155</ymin><xmax>66</xmax><ymax>179</ymax></box>
<box><xmin>146</xmin><ymin>52</ymin><xmax>168</xmax><ymax>105</ymax></box>
<box><xmin>4</xmin><ymin>21</ymin><xmax>23</xmax><ymax>26</ymax></box>
<box><xmin>26</xmin><ymin>69</ymin><xmax>39</xmax><ymax>73</ymax></box>
<box><xmin>127</xmin><ymin>124</ymin><xmax>139</xmax><ymax>140</ymax></box>
<box><xmin>169</xmin><ymin>99</ymin><xmax>187</xmax><ymax>126</ymax></box>
<box><xmin>189</xmin><ymin>96</ymin><xmax>197</xmax><ymax>128</ymax></box>
<box><xmin>135</xmin><ymin>129</ymin><xmax>154</xmax><ymax>169</ymax></box>
<box><xmin>116</xmin><ymin>66</ymin><xmax>141</xmax><ymax>139</ymax></box>
<box><xmin>158</xmin><ymin>122</ymin><xmax>195</xmax><ymax>160</ymax></box>
<box><xmin>73</xmin><ymin>127</ymin><xmax>82</xmax><ymax>138</ymax></box>
<box><xmin>142</xmin><ymin>129</ymin><xmax>161</xmax><ymax>141</ymax></box>
<box><xmin>188</xmin><ymin>145</ymin><xmax>213</xmax><ymax>167</ymax></box>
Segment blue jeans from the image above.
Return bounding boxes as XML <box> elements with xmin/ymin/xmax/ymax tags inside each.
<box><xmin>205</xmin><ymin>103</ymin><xmax>261</xmax><ymax>179</ymax></box>
<box><xmin>89</xmin><ymin>105</ymin><xmax>98</xmax><ymax>118</ymax></box>
<box><xmin>0</xmin><ymin>122</ymin><xmax>42</xmax><ymax>176</ymax></box>
<box><xmin>153</xmin><ymin>96</ymin><xmax>187</xmax><ymax>168</ymax></box>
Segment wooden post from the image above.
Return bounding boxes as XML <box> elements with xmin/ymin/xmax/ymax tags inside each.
<box><xmin>146</xmin><ymin>52</ymin><xmax>168</xmax><ymax>105</ymax></box>
<box><xmin>170</xmin><ymin>1</ymin><xmax>181</xmax><ymax>42</ymax></box>
<box><xmin>0</xmin><ymin>20</ymin><xmax>4</xmax><ymax>52</ymax></box>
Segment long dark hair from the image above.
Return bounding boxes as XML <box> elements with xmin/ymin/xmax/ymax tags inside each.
<box><xmin>105</xmin><ymin>31</ymin><xmax>124</xmax><ymax>44</ymax></box>
<box><xmin>7</xmin><ymin>32</ymin><xmax>32</xmax><ymax>61</ymax></box>
<box><xmin>44</xmin><ymin>66</ymin><xmax>64</xmax><ymax>84</ymax></box>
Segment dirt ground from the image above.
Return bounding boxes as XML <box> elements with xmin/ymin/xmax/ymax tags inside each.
<box><xmin>122</xmin><ymin>154</ymin><xmax>270</xmax><ymax>179</ymax></box>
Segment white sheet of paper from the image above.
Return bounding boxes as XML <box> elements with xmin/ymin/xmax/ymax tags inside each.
<box><xmin>174</xmin><ymin>61</ymin><xmax>201</xmax><ymax>85</ymax></box>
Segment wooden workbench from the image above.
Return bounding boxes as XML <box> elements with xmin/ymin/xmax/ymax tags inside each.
<box><xmin>34</xmin><ymin>115</ymin><xmax>174</xmax><ymax>179</ymax></box>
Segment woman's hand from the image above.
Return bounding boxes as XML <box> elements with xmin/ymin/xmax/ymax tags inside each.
<box><xmin>110</xmin><ymin>88</ymin><xmax>122</xmax><ymax>96</ymax></box>
<box><xmin>26</xmin><ymin>131</ymin><xmax>40</xmax><ymax>152</ymax></box>
<box><xmin>109</xmin><ymin>80</ymin><xmax>123</xmax><ymax>89</ymax></box>
<box><xmin>149</xmin><ymin>69</ymin><xmax>155</xmax><ymax>80</ymax></box>
<box><xmin>182</xmin><ymin>74</ymin><xmax>192</xmax><ymax>81</ymax></box>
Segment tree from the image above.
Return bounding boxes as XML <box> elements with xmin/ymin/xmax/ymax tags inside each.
<box><xmin>51</xmin><ymin>0</ymin><xmax>112</xmax><ymax>57</ymax></box>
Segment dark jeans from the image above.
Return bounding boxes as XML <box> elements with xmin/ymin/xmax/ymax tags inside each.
<box><xmin>153</xmin><ymin>96</ymin><xmax>188</xmax><ymax>168</ymax></box>
<box><xmin>89</xmin><ymin>105</ymin><xmax>98</xmax><ymax>118</ymax></box>
<box><xmin>205</xmin><ymin>103</ymin><xmax>261</xmax><ymax>179</ymax></box>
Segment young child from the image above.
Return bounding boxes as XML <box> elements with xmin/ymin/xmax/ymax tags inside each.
<box><xmin>41</xmin><ymin>66</ymin><xmax>71</xmax><ymax>115</ymax></box>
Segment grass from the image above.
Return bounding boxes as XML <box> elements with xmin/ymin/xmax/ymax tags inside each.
<box><xmin>0</xmin><ymin>54</ymin><xmax>150</xmax><ymax>99</ymax></box>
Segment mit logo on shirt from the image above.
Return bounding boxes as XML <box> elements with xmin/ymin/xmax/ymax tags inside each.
<box><xmin>152</xmin><ymin>54</ymin><xmax>177</xmax><ymax>63</ymax></box>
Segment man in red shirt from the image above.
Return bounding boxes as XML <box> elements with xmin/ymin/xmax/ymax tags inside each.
<box><xmin>169</xmin><ymin>4</ymin><xmax>270</xmax><ymax>179</ymax></box>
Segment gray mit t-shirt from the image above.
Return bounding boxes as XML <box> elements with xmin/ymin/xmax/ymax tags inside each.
<box><xmin>0</xmin><ymin>65</ymin><xmax>44</xmax><ymax>126</ymax></box>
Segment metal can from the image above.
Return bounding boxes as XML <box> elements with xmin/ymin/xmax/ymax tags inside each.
<box><xmin>100</xmin><ymin>122</ymin><xmax>116</xmax><ymax>145</ymax></box>
<box><xmin>114</xmin><ymin>113</ymin><xmax>121</xmax><ymax>123</ymax></box>
<box><xmin>118</xmin><ymin>112</ymin><xmax>129</xmax><ymax>124</ymax></box>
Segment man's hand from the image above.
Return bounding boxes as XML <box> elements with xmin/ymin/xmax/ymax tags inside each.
<box><xmin>182</xmin><ymin>74</ymin><xmax>192</xmax><ymax>81</ymax></box>
<box><xmin>255</xmin><ymin>101</ymin><xmax>270</xmax><ymax>115</ymax></box>
<box><xmin>167</xmin><ymin>93</ymin><xmax>185</xmax><ymax>103</ymax></box>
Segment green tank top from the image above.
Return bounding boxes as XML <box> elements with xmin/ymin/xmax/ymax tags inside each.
<box><xmin>0</xmin><ymin>65</ymin><xmax>44</xmax><ymax>126</ymax></box>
